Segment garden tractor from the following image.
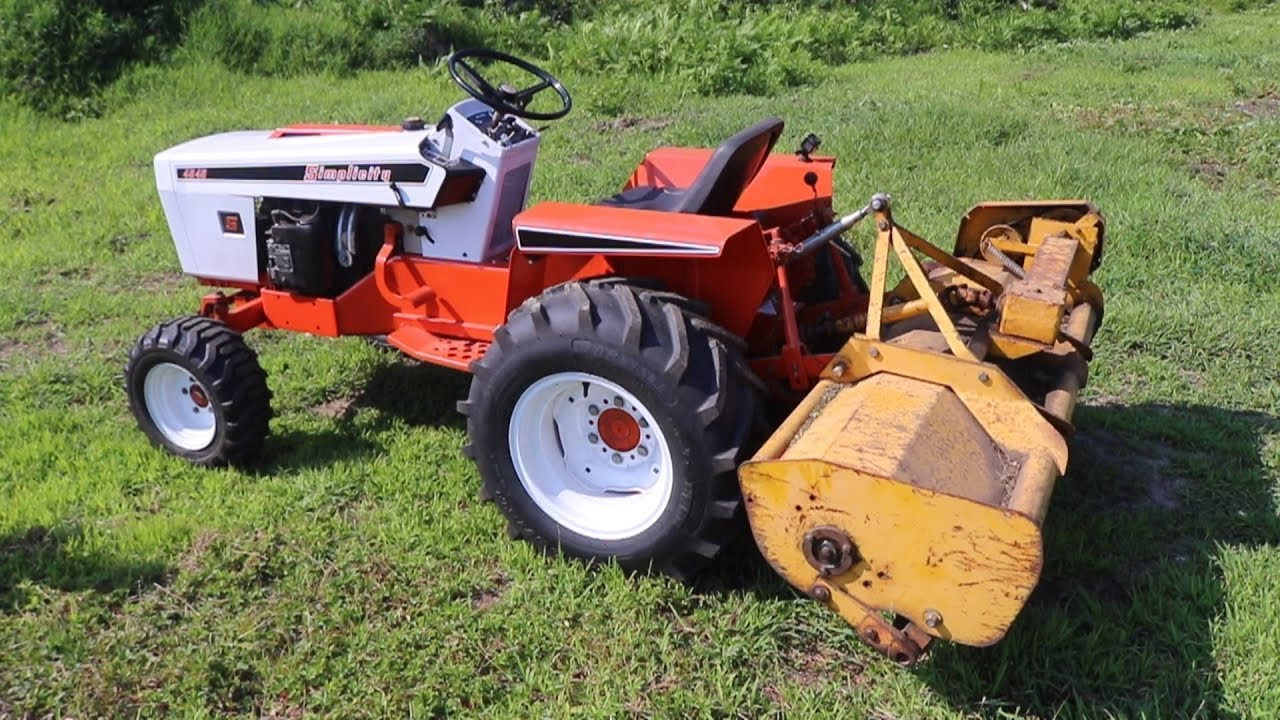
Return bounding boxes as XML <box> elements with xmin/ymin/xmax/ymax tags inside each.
<box><xmin>127</xmin><ymin>49</ymin><xmax>1105</xmax><ymax>665</ymax></box>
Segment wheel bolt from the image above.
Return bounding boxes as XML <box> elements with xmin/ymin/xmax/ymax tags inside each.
<box><xmin>638</xmin><ymin>418</ymin><xmax>649</xmax><ymax>429</ymax></box>
<box><xmin>636</xmin><ymin>445</ymin><xmax>648</xmax><ymax>457</ymax></box>
<box><xmin>612</xmin><ymin>453</ymin><xmax>623</xmax><ymax>464</ymax></box>
<box><xmin>614</xmin><ymin>395</ymin><xmax>624</xmax><ymax>407</ymax></box>
<box><xmin>588</xmin><ymin>433</ymin><xmax>599</xmax><ymax>444</ymax></box>
<box><xmin>589</xmin><ymin>405</ymin><xmax>600</xmax><ymax>416</ymax></box>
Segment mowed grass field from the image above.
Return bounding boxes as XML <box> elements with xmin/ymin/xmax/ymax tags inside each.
<box><xmin>2</xmin><ymin>7</ymin><xmax>1280</xmax><ymax>718</ymax></box>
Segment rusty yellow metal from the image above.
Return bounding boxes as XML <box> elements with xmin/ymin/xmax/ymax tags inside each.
<box><xmin>740</xmin><ymin>200</ymin><xmax>1106</xmax><ymax>658</ymax></box>
<box><xmin>824</xmin><ymin>338</ymin><xmax>1068</xmax><ymax>471</ymax></box>
<box><xmin>997</xmin><ymin>234</ymin><xmax>1078</xmax><ymax>345</ymax></box>
<box><xmin>954</xmin><ymin>201</ymin><xmax>1103</xmax><ymax>268</ymax></box>
<box><xmin>889</xmin><ymin>229</ymin><xmax>977</xmax><ymax>361</ymax></box>
<box><xmin>741</xmin><ymin>346</ymin><xmax>1067</xmax><ymax>646</ymax></box>
<box><xmin>881</xmin><ymin>298</ymin><xmax>930</xmax><ymax>325</ymax></box>
<box><xmin>897</xmin><ymin>223</ymin><xmax>1004</xmax><ymax>295</ymax></box>
<box><xmin>864</xmin><ymin>219</ymin><xmax>892</xmax><ymax>341</ymax></box>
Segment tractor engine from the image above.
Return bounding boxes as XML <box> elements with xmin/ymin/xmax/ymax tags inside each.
<box><xmin>258</xmin><ymin>200</ymin><xmax>386</xmax><ymax>298</ymax></box>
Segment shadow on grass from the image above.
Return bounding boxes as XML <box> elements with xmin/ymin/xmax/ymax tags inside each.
<box><xmin>253</xmin><ymin>356</ymin><xmax>470</xmax><ymax>475</ymax></box>
<box><xmin>919</xmin><ymin>402</ymin><xmax>1279</xmax><ymax>718</ymax></box>
<box><xmin>0</xmin><ymin>524</ymin><xmax>168</xmax><ymax>613</ymax></box>
<box><xmin>689</xmin><ymin>402</ymin><xmax>1277</xmax><ymax>717</ymax></box>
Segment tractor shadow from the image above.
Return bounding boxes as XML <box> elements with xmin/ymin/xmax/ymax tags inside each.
<box><xmin>254</xmin><ymin>354</ymin><xmax>469</xmax><ymax>474</ymax></box>
<box><xmin>918</xmin><ymin>402</ymin><xmax>1279</xmax><ymax>718</ymax></box>
<box><xmin>0</xmin><ymin>524</ymin><xmax>168</xmax><ymax>613</ymax></box>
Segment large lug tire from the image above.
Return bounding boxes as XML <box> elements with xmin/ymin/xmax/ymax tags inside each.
<box><xmin>125</xmin><ymin>316</ymin><xmax>272</xmax><ymax>467</ymax></box>
<box><xmin>460</xmin><ymin>279</ymin><xmax>763</xmax><ymax>581</ymax></box>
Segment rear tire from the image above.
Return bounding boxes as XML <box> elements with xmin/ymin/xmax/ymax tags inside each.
<box><xmin>125</xmin><ymin>316</ymin><xmax>272</xmax><ymax>466</ymax></box>
<box><xmin>460</xmin><ymin>279</ymin><xmax>762</xmax><ymax>580</ymax></box>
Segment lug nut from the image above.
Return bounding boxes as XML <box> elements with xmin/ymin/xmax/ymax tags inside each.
<box><xmin>588</xmin><ymin>405</ymin><xmax>600</xmax><ymax>416</ymax></box>
<box><xmin>636</xmin><ymin>445</ymin><xmax>648</xmax><ymax>457</ymax></box>
<box><xmin>612</xmin><ymin>453</ymin><xmax>623</xmax><ymax>464</ymax></box>
<box><xmin>816</xmin><ymin>539</ymin><xmax>840</xmax><ymax>565</ymax></box>
<box><xmin>924</xmin><ymin>609</ymin><xmax>943</xmax><ymax>628</ymax></box>
<box><xmin>638</xmin><ymin>418</ymin><xmax>649</xmax><ymax>429</ymax></box>
<box><xmin>588</xmin><ymin>433</ymin><xmax>599</xmax><ymax>444</ymax></box>
<box><xmin>614</xmin><ymin>395</ymin><xmax>625</xmax><ymax>407</ymax></box>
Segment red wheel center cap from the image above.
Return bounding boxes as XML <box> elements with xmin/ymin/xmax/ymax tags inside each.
<box><xmin>597</xmin><ymin>408</ymin><xmax>641</xmax><ymax>452</ymax></box>
<box><xmin>189</xmin><ymin>385</ymin><xmax>210</xmax><ymax>408</ymax></box>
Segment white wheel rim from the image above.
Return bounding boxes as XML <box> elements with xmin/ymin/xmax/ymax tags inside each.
<box><xmin>143</xmin><ymin>362</ymin><xmax>217</xmax><ymax>451</ymax></box>
<box><xmin>508</xmin><ymin>371</ymin><xmax>674</xmax><ymax>541</ymax></box>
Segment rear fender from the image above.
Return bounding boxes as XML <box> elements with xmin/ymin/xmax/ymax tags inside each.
<box><xmin>508</xmin><ymin>202</ymin><xmax>775</xmax><ymax>337</ymax></box>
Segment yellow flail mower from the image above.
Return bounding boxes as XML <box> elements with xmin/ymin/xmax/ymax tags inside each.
<box><xmin>741</xmin><ymin>196</ymin><xmax>1103</xmax><ymax>665</ymax></box>
<box><xmin>128</xmin><ymin>51</ymin><xmax>1103</xmax><ymax>666</ymax></box>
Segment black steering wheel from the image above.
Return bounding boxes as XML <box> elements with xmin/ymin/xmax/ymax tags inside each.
<box><xmin>447</xmin><ymin>49</ymin><xmax>572</xmax><ymax>121</ymax></box>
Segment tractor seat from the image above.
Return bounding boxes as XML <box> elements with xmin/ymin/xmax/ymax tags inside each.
<box><xmin>599</xmin><ymin>116</ymin><xmax>785</xmax><ymax>216</ymax></box>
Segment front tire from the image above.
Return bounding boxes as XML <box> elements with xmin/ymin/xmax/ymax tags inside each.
<box><xmin>460</xmin><ymin>280</ymin><xmax>761</xmax><ymax>580</ymax></box>
<box><xmin>125</xmin><ymin>316</ymin><xmax>272</xmax><ymax>466</ymax></box>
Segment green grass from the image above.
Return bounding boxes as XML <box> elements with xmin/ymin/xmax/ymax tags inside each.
<box><xmin>2</xmin><ymin>5</ymin><xmax>1280</xmax><ymax>718</ymax></box>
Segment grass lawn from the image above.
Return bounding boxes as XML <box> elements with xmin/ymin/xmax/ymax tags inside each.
<box><xmin>2</xmin><ymin>6</ymin><xmax>1280</xmax><ymax>718</ymax></box>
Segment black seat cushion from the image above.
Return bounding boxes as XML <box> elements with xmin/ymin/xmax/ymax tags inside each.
<box><xmin>600</xmin><ymin>116</ymin><xmax>785</xmax><ymax>216</ymax></box>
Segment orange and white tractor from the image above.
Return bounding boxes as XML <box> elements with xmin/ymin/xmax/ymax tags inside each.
<box><xmin>127</xmin><ymin>49</ymin><xmax>1106</xmax><ymax>664</ymax></box>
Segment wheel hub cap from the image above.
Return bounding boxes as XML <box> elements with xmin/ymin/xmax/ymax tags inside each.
<box><xmin>188</xmin><ymin>385</ymin><xmax>210</xmax><ymax>408</ymax></box>
<box><xmin>597</xmin><ymin>408</ymin><xmax>640</xmax><ymax>451</ymax></box>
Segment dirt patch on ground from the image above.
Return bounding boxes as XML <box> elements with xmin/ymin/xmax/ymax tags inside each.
<box><xmin>10</xmin><ymin>189</ymin><xmax>56</xmax><ymax>213</ymax></box>
<box><xmin>0</xmin><ymin>338</ymin><xmax>16</xmax><ymax>366</ymax></box>
<box><xmin>469</xmin><ymin>571</ymin><xmax>510</xmax><ymax>611</ymax></box>
<box><xmin>1191</xmin><ymin>159</ymin><xmax>1227</xmax><ymax>187</ymax></box>
<box><xmin>261</xmin><ymin>692</ymin><xmax>306</xmax><ymax>720</ymax></box>
<box><xmin>1</xmin><ymin>526</ymin><xmax>59</xmax><ymax>555</ymax></box>
<box><xmin>0</xmin><ymin>317</ymin><xmax>72</xmax><ymax>362</ymax></box>
<box><xmin>108</xmin><ymin>232</ymin><xmax>150</xmax><ymax>255</ymax></box>
<box><xmin>1074</xmin><ymin>427</ymin><xmax>1185</xmax><ymax>511</ymax></box>
<box><xmin>625</xmin><ymin>674</ymin><xmax>680</xmax><ymax>715</ymax></box>
<box><xmin>1235</xmin><ymin>93</ymin><xmax>1280</xmax><ymax>119</ymax></box>
<box><xmin>758</xmin><ymin>643</ymin><xmax>871</xmax><ymax>711</ymax></box>
<box><xmin>784</xmin><ymin>643</ymin><xmax>867</xmax><ymax>689</ymax></box>
<box><xmin>135</xmin><ymin>271</ymin><xmax>188</xmax><ymax>294</ymax></box>
<box><xmin>311</xmin><ymin>396</ymin><xmax>358</xmax><ymax>420</ymax></box>
<box><xmin>1082</xmin><ymin>393</ymin><xmax>1125</xmax><ymax>408</ymax></box>
<box><xmin>177</xmin><ymin>531</ymin><xmax>223</xmax><ymax>575</ymax></box>
<box><xmin>43</xmin><ymin>325</ymin><xmax>69</xmax><ymax>356</ymax></box>
<box><xmin>592</xmin><ymin>116</ymin><xmax>672</xmax><ymax>133</ymax></box>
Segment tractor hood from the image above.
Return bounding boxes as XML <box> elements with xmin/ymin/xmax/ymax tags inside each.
<box><xmin>153</xmin><ymin>127</ymin><xmax>461</xmax><ymax>210</ymax></box>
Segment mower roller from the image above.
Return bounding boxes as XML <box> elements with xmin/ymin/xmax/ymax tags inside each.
<box><xmin>127</xmin><ymin>48</ymin><xmax>1105</xmax><ymax>664</ymax></box>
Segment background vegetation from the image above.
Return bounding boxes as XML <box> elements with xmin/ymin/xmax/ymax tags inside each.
<box><xmin>1</xmin><ymin>0</ymin><xmax>1279</xmax><ymax>718</ymax></box>
<box><xmin>0</xmin><ymin>0</ymin><xmax>1222</xmax><ymax>118</ymax></box>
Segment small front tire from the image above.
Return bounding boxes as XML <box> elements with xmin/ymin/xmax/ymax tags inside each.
<box><xmin>125</xmin><ymin>316</ymin><xmax>272</xmax><ymax>466</ymax></box>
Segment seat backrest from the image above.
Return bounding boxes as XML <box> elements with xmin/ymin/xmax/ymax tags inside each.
<box><xmin>676</xmin><ymin>116</ymin><xmax>785</xmax><ymax>216</ymax></box>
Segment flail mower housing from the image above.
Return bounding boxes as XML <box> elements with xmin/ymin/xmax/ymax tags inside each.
<box><xmin>127</xmin><ymin>49</ymin><xmax>1105</xmax><ymax>664</ymax></box>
